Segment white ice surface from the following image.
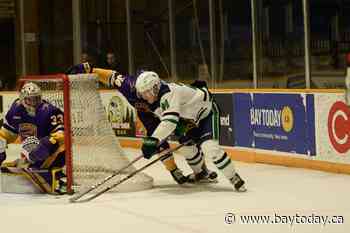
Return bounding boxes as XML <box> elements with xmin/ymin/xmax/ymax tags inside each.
<box><xmin>1</xmin><ymin>145</ymin><xmax>350</xmax><ymax>233</ymax></box>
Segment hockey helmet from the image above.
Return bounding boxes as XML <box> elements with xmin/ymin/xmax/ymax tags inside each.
<box><xmin>20</xmin><ymin>82</ymin><xmax>42</xmax><ymax>116</ymax></box>
<box><xmin>135</xmin><ymin>71</ymin><xmax>161</xmax><ymax>102</ymax></box>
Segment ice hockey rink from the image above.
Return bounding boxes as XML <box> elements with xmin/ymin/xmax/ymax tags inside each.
<box><xmin>1</xmin><ymin>146</ymin><xmax>350</xmax><ymax>233</ymax></box>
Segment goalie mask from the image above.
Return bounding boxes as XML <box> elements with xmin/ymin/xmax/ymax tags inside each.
<box><xmin>135</xmin><ymin>71</ymin><xmax>161</xmax><ymax>104</ymax></box>
<box><xmin>20</xmin><ymin>82</ymin><xmax>42</xmax><ymax>117</ymax></box>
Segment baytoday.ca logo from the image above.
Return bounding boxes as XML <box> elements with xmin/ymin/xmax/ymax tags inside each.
<box><xmin>281</xmin><ymin>106</ymin><xmax>294</xmax><ymax>133</ymax></box>
<box><xmin>250</xmin><ymin>106</ymin><xmax>294</xmax><ymax>133</ymax></box>
<box><xmin>328</xmin><ymin>101</ymin><xmax>350</xmax><ymax>154</ymax></box>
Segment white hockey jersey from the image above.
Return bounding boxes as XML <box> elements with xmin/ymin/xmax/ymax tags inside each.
<box><xmin>152</xmin><ymin>82</ymin><xmax>212</xmax><ymax>141</ymax></box>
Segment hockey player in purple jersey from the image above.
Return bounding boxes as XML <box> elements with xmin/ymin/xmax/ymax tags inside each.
<box><xmin>0</xmin><ymin>82</ymin><xmax>66</xmax><ymax>194</ymax></box>
<box><xmin>67</xmin><ymin>63</ymin><xmax>218</xmax><ymax>184</ymax></box>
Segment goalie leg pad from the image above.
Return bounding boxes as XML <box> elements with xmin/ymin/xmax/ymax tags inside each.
<box><xmin>1</xmin><ymin>166</ymin><xmax>49</xmax><ymax>193</ymax></box>
<box><xmin>0</xmin><ymin>166</ymin><xmax>65</xmax><ymax>194</ymax></box>
<box><xmin>1</xmin><ymin>166</ymin><xmax>43</xmax><ymax>194</ymax></box>
<box><xmin>1</xmin><ymin>151</ymin><xmax>66</xmax><ymax>194</ymax></box>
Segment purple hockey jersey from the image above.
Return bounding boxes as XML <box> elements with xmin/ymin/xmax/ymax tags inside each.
<box><xmin>3</xmin><ymin>99</ymin><xmax>64</xmax><ymax>141</ymax></box>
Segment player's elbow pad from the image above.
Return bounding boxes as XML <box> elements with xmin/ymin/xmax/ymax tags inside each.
<box><xmin>29</xmin><ymin>137</ymin><xmax>58</xmax><ymax>163</ymax></box>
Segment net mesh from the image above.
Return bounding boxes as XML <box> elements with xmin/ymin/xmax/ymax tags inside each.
<box><xmin>24</xmin><ymin>74</ymin><xmax>153</xmax><ymax>192</ymax></box>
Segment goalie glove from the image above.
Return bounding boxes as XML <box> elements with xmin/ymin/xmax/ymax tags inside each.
<box><xmin>31</xmin><ymin>136</ymin><xmax>59</xmax><ymax>163</ymax></box>
<box><xmin>65</xmin><ymin>62</ymin><xmax>93</xmax><ymax>74</ymax></box>
<box><xmin>22</xmin><ymin>136</ymin><xmax>58</xmax><ymax>164</ymax></box>
<box><xmin>21</xmin><ymin>136</ymin><xmax>40</xmax><ymax>164</ymax></box>
<box><xmin>141</xmin><ymin>136</ymin><xmax>160</xmax><ymax>159</ymax></box>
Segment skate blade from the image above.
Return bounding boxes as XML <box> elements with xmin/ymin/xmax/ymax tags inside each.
<box><xmin>198</xmin><ymin>178</ymin><xmax>219</xmax><ymax>184</ymax></box>
<box><xmin>235</xmin><ymin>185</ymin><xmax>247</xmax><ymax>192</ymax></box>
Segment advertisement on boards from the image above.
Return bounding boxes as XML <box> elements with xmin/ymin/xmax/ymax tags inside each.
<box><xmin>234</xmin><ymin>93</ymin><xmax>316</xmax><ymax>155</ymax></box>
<box><xmin>213</xmin><ymin>93</ymin><xmax>235</xmax><ymax>146</ymax></box>
<box><xmin>315</xmin><ymin>93</ymin><xmax>350</xmax><ymax>164</ymax></box>
<box><xmin>101</xmin><ymin>91</ymin><xmax>137</xmax><ymax>137</ymax></box>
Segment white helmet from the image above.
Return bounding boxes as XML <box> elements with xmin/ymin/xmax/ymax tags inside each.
<box><xmin>135</xmin><ymin>71</ymin><xmax>161</xmax><ymax>98</ymax></box>
<box><xmin>20</xmin><ymin>82</ymin><xmax>42</xmax><ymax>116</ymax></box>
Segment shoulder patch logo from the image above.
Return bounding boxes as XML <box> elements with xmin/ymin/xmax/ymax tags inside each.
<box><xmin>161</xmin><ymin>100</ymin><xmax>170</xmax><ymax>111</ymax></box>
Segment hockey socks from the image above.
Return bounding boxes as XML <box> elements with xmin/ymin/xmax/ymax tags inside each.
<box><xmin>182</xmin><ymin>145</ymin><xmax>204</xmax><ymax>174</ymax></box>
<box><xmin>213</xmin><ymin>152</ymin><xmax>246</xmax><ymax>192</ymax></box>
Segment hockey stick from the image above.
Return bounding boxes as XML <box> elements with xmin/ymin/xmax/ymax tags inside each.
<box><xmin>69</xmin><ymin>139</ymin><xmax>182</xmax><ymax>202</ymax></box>
<box><xmin>1</xmin><ymin>166</ymin><xmax>52</xmax><ymax>193</ymax></box>
<box><xmin>70</xmin><ymin>139</ymin><xmax>192</xmax><ymax>203</ymax></box>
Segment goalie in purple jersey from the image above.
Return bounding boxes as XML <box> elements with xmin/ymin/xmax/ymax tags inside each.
<box><xmin>67</xmin><ymin>63</ymin><xmax>218</xmax><ymax>184</ymax></box>
<box><xmin>0</xmin><ymin>82</ymin><xmax>66</xmax><ymax>194</ymax></box>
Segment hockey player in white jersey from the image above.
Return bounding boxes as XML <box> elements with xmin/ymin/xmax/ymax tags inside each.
<box><xmin>135</xmin><ymin>71</ymin><xmax>246</xmax><ymax>192</ymax></box>
<box><xmin>66</xmin><ymin>62</ymin><xmax>217</xmax><ymax>184</ymax></box>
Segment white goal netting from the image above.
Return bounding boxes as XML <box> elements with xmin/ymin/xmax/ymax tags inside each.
<box><xmin>22</xmin><ymin>74</ymin><xmax>153</xmax><ymax>193</ymax></box>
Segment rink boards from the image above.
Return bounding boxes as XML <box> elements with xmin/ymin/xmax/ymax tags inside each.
<box><xmin>212</xmin><ymin>89</ymin><xmax>350</xmax><ymax>174</ymax></box>
<box><xmin>1</xmin><ymin>88</ymin><xmax>350</xmax><ymax>174</ymax></box>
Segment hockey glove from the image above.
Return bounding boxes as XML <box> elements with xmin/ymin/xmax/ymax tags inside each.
<box><xmin>174</xmin><ymin>119</ymin><xmax>196</xmax><ymax>137</ymax></box>
<box><xmin>28</xmin><ymin>136</ymin><xmax>58</xmax><ymax>163</ymax></box>
<box><xmin>65</xmin><ymin>62</ymin><xmax>93</xmax><ymax>74</ymax></box>
<box><xmin>178</xmin><ymin>127</ymin><xmax>201</xmax><ymax>145</ymax></box>
<box><xmin>142</xmin><ymin>136</ymin><xmax>160</xmax><ymax>159</ymax></box>
<box><xmin>21</xmin><ymin>136</ymin><xmax>40</xmax><ymax>163</ymax></box>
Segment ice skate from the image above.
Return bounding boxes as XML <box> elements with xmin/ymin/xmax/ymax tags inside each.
<box><xmin>230</xmin><ymin>173</ymin><xmax>247</xmax><ymax>192</ymax></box>
<box><xmin>170</xmin><ymin>168</ymin><xmax>189</xmax><ymax>184</ymax></box>
<box><xmin>187</xmin><ymin>164</ymin><xmax>218</xmax><ymax>184</ymax></box>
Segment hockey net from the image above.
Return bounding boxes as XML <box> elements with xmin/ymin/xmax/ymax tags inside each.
<box><xmin>20</xmin><ymin>74</ymin><xmax>153</xmax><ymax>194</ymax></box>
